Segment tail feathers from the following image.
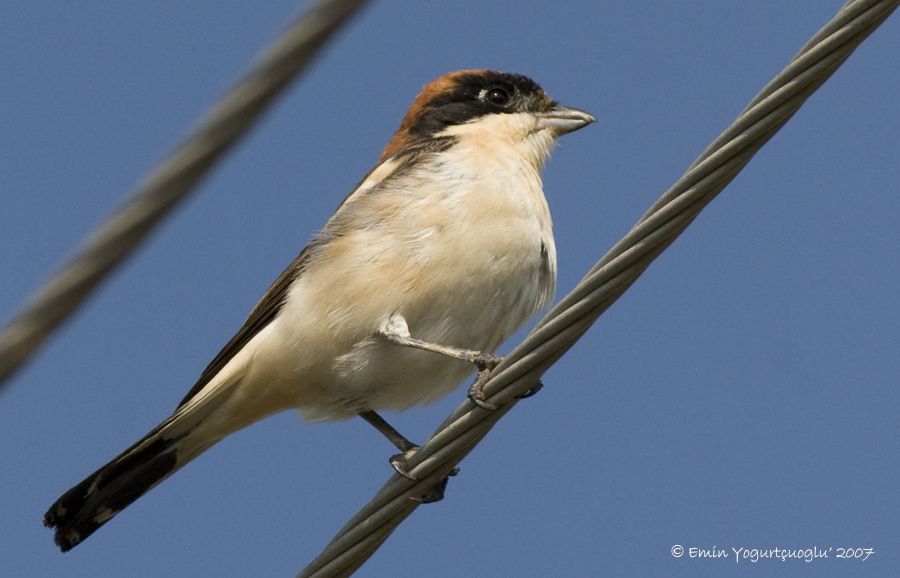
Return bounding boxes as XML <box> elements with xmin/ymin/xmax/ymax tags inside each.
<box><xmin>43</xmin><ymin>424</ymin><xmax>178</xmax><ymax>551</ymax></box>
<box><xmin>45</xmin><ymin>372</ymin><xmax>243</xmax><ymax>551</ymax></box>
<box><xmin>43</xmin><ymin>415</ymin><xmax>215</xmax><ymax>552</ymax></box>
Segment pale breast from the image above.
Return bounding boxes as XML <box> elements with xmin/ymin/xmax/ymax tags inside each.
<box><xmin>276</xmin><ymin>137</ymin><xmax>557</xmax><ymax>420</ymax></box>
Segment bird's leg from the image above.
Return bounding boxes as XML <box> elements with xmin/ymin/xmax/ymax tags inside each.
<box><xmin>358</xmin><ymin>410</ymin><xmax>458</xmax><ymax>503</ymax></box>
<box><xmin>377</xmin><ymin>313</ymin><xmax>501</xmax><ymax>368</ymax></box>
<box><xmin>358</xmin><ymin>409</ymin><xmax>417</xmax><ymax>477</ymax></box>
<box><xmin>359</xmin><ymin>409</ymin><xmax>417</xmax><ymax>454</ymax></box>
<box><xmin>377</xmin><ymin>313</ymin><xmax>502</xmax><ymax>410</ymax></box>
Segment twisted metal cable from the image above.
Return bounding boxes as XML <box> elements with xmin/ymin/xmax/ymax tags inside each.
<box><xmin>298</xmin><ymin>1</ymin><xmax>899</xmax><ymax>576</ymax></box>
<box><xmin>0</xmin><ymin>0</ymin><xmax>370</xmax><ymax>388</ymax></box>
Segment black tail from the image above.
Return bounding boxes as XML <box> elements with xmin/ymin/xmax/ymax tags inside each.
<box><xmin>44</xmin><ymin>422</ymin><xmax>189</xmax><ymax>551</ymax></box>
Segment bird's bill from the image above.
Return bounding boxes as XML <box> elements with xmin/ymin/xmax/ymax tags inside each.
<box><xmin>536</xmin><ymin>105</ymin><xmax>596</xmax><ymax>136</ymax></box>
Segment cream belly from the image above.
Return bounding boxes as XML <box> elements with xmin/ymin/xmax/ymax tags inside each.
<box><xmin>217</xmin><ymin>114</ymin><xmax>560</xmax><ymax>423</ymax></box>
<box><xmin>267</xmin><ymin>155</ymin><xmax>554</xmax><ymax>419</ymax></box>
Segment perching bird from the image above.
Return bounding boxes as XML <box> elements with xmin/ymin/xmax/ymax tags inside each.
<box><xmin>44</xmin><ymin>69</ymin><xmax>594</xmax><ymax>551</ymax></box>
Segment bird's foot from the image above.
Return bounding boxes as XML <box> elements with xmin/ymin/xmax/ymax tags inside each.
<box><xmin>515</xmin><ymin>379</ymin><xmax>544</xmax><ymax>399</ymax></box>
<box><xmin>389</xmin><ymin>447</ymin><xmax>420</xmax><ymax>480</ymax></box>
<box><xmin>468</xmin><ymin>368</ymin><xmax>544</xmax><ymax>409</ymax></box>
<box><xmin>467</xmin><ymin>354</ymin><xmax>504</xmax><ymax>410</ymax></box>
<box><xmin>390</xmin><ymin>447</ymin><xmax>460</xmax><ymax>503</ymax></box>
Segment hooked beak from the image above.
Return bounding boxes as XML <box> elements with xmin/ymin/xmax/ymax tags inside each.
<box><xmin>536</xmin><ymin>105</ymin><xmax>596</xmax><ymax>136</ymax></box>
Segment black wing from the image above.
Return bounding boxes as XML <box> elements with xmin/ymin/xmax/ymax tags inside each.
<box><xmin>174</xmin><ymin>141</ymin><xmax>451</xmax><ymax>410</ymax></box>
<box><xmin>176</xmin><ymin>246</ymin><xmax>314</xmax><ymax>408</ymax></box>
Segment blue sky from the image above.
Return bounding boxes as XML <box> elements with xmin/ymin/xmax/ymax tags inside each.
<box><xmin>2</xmin><ymin>1</ymin><xmax>899</xmax><ymax>577</ymax></box>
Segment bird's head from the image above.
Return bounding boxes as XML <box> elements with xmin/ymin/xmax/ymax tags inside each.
<box><xmin>379</xmin><ymin>70</ymin><xmax>594</xmax><ymax>166</ymax></box>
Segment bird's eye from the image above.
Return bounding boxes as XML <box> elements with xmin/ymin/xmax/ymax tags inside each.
<box><xmin>485</xmin><ymin>87</ymin><xmax>511</xmax><ymax>106</ymax></box>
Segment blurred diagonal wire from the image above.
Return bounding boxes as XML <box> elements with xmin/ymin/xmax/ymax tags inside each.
<box><xmin>0</xmin><ymin>0</ymin><xmax>370</xmax><ymax>388</ymax></box>
<box><xmin>296</xmin><ymin>1</ymin><xmax>899</xmax><ymax>576</ymax></box>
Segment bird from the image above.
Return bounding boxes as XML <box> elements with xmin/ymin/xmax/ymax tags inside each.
<box><xmin>44</xmin><ymin>69</ymin><xmax>595</xmax><ymax>551</ymax></box>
